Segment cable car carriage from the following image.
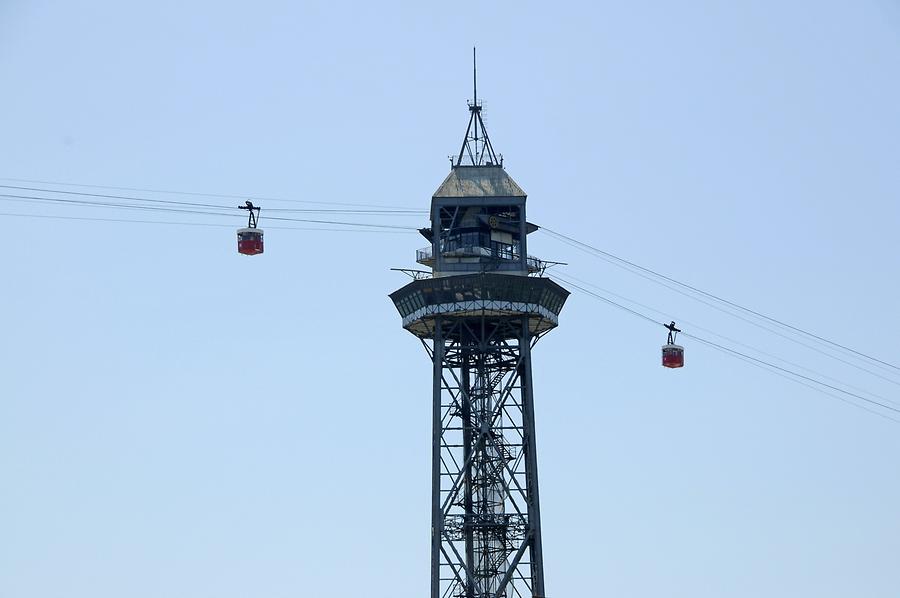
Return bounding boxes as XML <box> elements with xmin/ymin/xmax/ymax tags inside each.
<box><xmin>237</xmin><ymin>201</ymin><xmax>263</xmax><ymax>255</ymax></box>
<box><xmin>662</xmin><ymin>321</ymin><xmax>684</xmax><ymax>368</ymax></box>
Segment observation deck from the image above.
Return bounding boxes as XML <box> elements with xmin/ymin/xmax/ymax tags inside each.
<box><xmin>390</xmin><ymin>273</ymin><xmax>569</xmax><ymax>338</ymax></box>
<box><xmin>415</xmin><ymin>245</ymin><xmax>546</xmax><ymax>274</ymax></box>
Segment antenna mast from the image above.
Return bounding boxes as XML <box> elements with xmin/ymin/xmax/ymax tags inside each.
<box><xmin>473</xmin><ymin>46</ymin><xmax>477</xmax><ymax>107</ymax></box>
<box><xmin>455</xmin><ymin>47</ymin><xmax>500</xmax><ymax>167</ymax></box>
<box><xmin>472</xmin><ymin>47</ymin><xmax>478</xmax><ymax>157</ymax></box>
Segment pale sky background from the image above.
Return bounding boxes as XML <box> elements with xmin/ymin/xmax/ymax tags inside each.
<box><xmin>2</xmin><ymin>1</ymin><xmax>900</xmax><ymax>597</ymax></box>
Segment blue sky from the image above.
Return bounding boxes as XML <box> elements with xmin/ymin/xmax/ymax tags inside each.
<box><xmin>1</xmin><ymin>1</ymin><xmax>899</xmax><ymax>597</ymax></box>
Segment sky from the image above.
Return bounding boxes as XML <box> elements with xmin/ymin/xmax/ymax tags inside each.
<box><xmin>1</xmin><ymin>1</ymin><xmax>899</xmax><ymax>597</ymax></box>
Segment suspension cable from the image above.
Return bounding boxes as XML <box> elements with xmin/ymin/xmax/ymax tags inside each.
<box><xmin>556</xmin><ymin>271</ymin><xmax>900</xmax><ymax>407</ymax></box>
<box><xmin>0</xmin><ymin>184</ymin><xmax>425</xmax><ymax>215</ymax></box>
<box><xmin>551</xmin><ymin>273</ymin><xmax>900</xmax><ymax>423</ymax></box>
<box><xmin>541</xmin><ymin>226</ymin><xmax>900</xmax><ymax>374</ymax></box>
<box><xmin>0</xmin><ymin>177</ymin><xmax>420</xmax><ymax>210</ymax></box>
<box><xmin>0</xmin><ymin>193</ymin><xmax>420</xmax><ymax>231</ymax></box>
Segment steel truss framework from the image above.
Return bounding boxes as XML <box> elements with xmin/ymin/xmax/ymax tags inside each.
<box><xmin>424</xmin><ymin>315</ymin><xmax>547</xmax><ymax>598</ymax></box>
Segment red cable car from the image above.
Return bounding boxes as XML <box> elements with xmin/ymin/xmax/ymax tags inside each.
<box><xmin>237</xmin><ymin>201</ymin><xmax>264</xmax><ymax>256</ymax></box>
<box><xmin>662</xmin><ymin>321</ymin><xmax>684</xmax><ymax>368</ymax></box>
<box><xmin>237</xmin><ymin>227</ymin><xmax>264</xmax><ymax>255</ymax></box>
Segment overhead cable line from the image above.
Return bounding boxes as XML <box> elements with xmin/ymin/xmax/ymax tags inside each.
<box><xmin>682</xmin><ymin>333</ymin><xmax>900</xmax><ymax>420</ymax></box>
<box><xmin>551</xmin><ymin>273</ymin><xmax>900</xmax><ymax>423</ymax></box>
<box><xmin>691</xmin><ymin>336</ymin><xmax>900</xmax><ymax>424</ymax></box>
<box><xmin>556</xmin><ymin>271</ymin><xmax>900</xmax><ymax>408</ymax></box>
<box><xmin>8</xmin><ymin>176</ymin><xmax>894</xmax><ymax>382</ymax></box>
<box><xmin>0</xmin><ymin>211</ymin><xmax>416</xmax><ymax>233</ymax></box>
<box><xmin>0</xmin><ymin>193</ymin><xmax>234</xmax><ymax>217</ymax></box>
<box><xmin>0</xmin><ymin>184</ymin><xmax>425</xmax><ymax>216</ymax></box>
<box><xmin>263</xmin><ymin>214</ymin><xmax>417</xmax><ymax>230</ymax></box>
<box><xmin>546</xmin><ymin>234</ymin><xmax>900</xmax><ymax>388</ymax></box>
<box><xmin>553</xmin><ymin>274</ymin><xmax>659</xmax><ymax>327</ymax></box>
<box><xmin>0</xmin><ymin>193</ymin><xmax>420</xmax><ymax>231</ymax></box>
<box><xmin>541</xmin><ymin>226</ymin><xmax>900</xmax><ymax>375</ymax></box>
<box><xmin>0</xmin><ymin>177</ymin><xmax>420</xmax><ymax>210</ymax></box>
<box><xmin>3</xmin><ymin>178</ymin><xmax>895</xmax><ymax>418</ymax></box>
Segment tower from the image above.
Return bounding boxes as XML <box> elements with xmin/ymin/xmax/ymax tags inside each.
<box><xmin>390</xmin><ymin>57</ymin><xmax>569</xmax><ymax>598</ymax></box>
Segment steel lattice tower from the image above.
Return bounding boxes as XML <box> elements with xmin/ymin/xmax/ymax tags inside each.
<box><xmin>390</xmin><ymin>65</ymin><xmax>569</xmax><ymax>598</ymax></box>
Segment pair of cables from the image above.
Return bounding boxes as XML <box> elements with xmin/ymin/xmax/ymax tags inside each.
<box><xmin>540</xmin><ymin>229</ymin><xmax>900</xmax><ymax>424</ymax></box>
<box><xmin>0</xmin><ymin>179</ymin><xmax>425</xmax><ymax>233</ymax></box>
<box><xmin>3</xmin><ymin>176</ymin><xmax>895</xmax><ymax>423</ymax></box>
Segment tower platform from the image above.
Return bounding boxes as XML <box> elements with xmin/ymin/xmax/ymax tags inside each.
<box><xmin>390</xmin><ymin>272</ymin><xmax>569</xmax><ymax>338</ymax></box>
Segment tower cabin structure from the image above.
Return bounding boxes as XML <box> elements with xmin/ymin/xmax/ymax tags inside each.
<box><xmin>390</xmin><ymin>68</ymin><xmax>569</xmax><ymax>598</ymax></box>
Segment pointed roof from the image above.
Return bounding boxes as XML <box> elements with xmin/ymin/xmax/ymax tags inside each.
<box><xmin>433</xmin><ymin>165</ymin><xmax>526</xmax><ymax>199</ymax></box>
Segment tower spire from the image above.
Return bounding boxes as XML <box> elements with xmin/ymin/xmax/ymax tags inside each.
<box><xmin>455</xmin><ymin>47</ymin><xmax>501</xmax><ymax>167</ymax></box>
<box><xmin>473</xmin><ymin>46</ymin><xmax>477</xmax><ymax>108</ymax></box>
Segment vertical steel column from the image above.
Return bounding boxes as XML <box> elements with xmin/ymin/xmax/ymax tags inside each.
<box><xmin>432</xmin><ymin>208</ymin><xmax>443</xmax><ymax>275</ymax></box>
<box><xmin>431</xmin><ymin>318</ymin><xmax>444</xmax><ymax>598</ymax></box>
<box><xmin>519</xmin><ymin>318</ymin><xmax>546</xmax><ymax>596</ymax></box>
<box><xmin>461</xmin><ymin>345</ymin><xmax>476</xmax><ymax>598</ymax></box>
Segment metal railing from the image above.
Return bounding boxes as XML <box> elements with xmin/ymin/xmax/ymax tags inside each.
<box><xmin>416</xmin><ymin>245</ymin><xmax>545</xmax><ymax>273</ymax></box>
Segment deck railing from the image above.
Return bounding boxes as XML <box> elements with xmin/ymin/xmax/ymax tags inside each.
<box><xmin>416</xmin><ymin>245</ymin><xmax>544</xmax><ymax>273</ymax></box>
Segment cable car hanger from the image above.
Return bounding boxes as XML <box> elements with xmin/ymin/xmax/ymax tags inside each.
<box><xmin>239</xmin><ymin>200</ymin><xmax>260</xmax><ymax>228</ymax></box>
<box><xmin>665</xmin><ymin>320</ymin><xmax>681</xmax><ymax>345</ymax></box>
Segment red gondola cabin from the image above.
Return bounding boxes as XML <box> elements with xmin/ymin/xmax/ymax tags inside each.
<box><xmin>237</xmin><ymin>227</ymin><xmax>264</xmax><ymax>255</ymax></box>
<box><xmin>662</xmin><ymin>343</ymin><xmax>684</xmax><ymax>368</ymax></box>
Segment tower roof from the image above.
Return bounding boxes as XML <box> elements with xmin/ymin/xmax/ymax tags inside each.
<box><xmin>433</xmin><ymin>165</ymin><xmax>526</xmax><ymax>199</ymax></box>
